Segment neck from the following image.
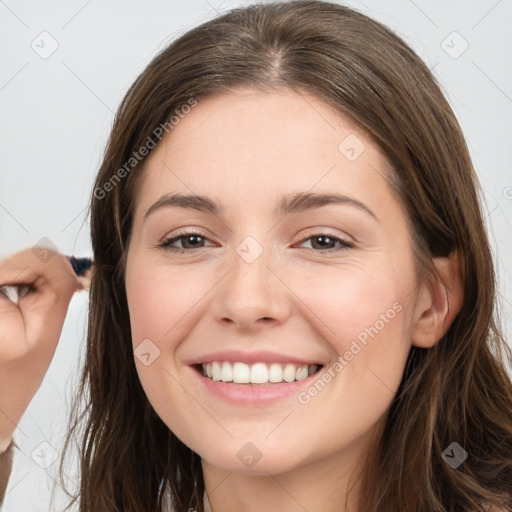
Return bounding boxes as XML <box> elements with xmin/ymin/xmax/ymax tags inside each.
<box><xmin>201</xmin><ymin>425</ymin><xmax>382</xmax><ymax>512</ymax></box>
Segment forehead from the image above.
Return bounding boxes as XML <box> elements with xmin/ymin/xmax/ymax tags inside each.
<box><xmin>134</xmin><ymin>87</ymin><xmax>396</xmax><ymax>216</ymax></box>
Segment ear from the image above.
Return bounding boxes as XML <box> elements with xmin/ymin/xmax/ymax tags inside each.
<box><xmin>411</xmin><ymin>250</ymin><xmax>464</xmax><ymax>348</ymax></box>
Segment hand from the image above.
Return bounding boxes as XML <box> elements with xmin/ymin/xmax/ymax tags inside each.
<box><xmin>0</xmin><ymin>248</ymin><xmax>87</xmax><ymax>449</ymax></box>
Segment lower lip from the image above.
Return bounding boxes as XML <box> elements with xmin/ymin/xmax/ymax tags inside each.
<box><xmin>192</xmin><ymin>366</ymin><xmax>322</xmax><ymax>405</ymax></box>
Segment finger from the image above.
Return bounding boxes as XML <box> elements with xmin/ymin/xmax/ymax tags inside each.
<box><xmin>0</xmin><ymin>250</ymin><xmax>80</xmax><ymax>295</ymax></box>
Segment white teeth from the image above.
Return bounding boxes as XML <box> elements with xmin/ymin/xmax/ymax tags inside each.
<box><xmin>250</xmin><ymin>363</ymin><xmax>268</xmax><ymax>384</ymax></box>
<box><xmin>221</xmin><ymin>362</ymin><xmax>233</xmax><ymax>382</ymax></box>
<box><xmin>296</xmin><ymin>366</ymin><xmax>309</xmax><ymax>380</ymax></box>
<box><xmin>233</xmin><ymin>362</ymin><xmax>250</xmax><ymax>383</ymax></box>
<box><xmin>283</xmin><ymin>364</ymin><xmax>296</xmax><ymax>383</ymax></box>
<box><xmin>268</xmin><ymin>363</ymin><xmax>283</xmax><ymax>382</ymax></box>
<box><xmin>200</xmin><ymin>361</ymin><xmax>320</xmax><ymax>384</ymax></box>
<box><xmin>211</xmin><ymin>361</ymin><xmax>221</xmax><ymax>381</ymax></box>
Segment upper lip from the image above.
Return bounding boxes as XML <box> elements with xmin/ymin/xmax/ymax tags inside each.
<box><xmin>187</xmin><ymin>350</ymin><xmax>324</xmax><ymax>366</ymax></box>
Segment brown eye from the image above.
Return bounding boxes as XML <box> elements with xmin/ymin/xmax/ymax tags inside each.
<box><xmin>159</xmin><ymin>230</ymin><xmax>214</xmax><ymax>253</ymax></box>
<box><xmin>297</xmin><ymin>234</ymin><xmax>354</xmax><ymax>253</ymax></box>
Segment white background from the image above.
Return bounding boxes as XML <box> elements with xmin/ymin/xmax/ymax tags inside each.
<box><xmin>1</xmin><ymin>0</ymin><xmax>511</xmax><ymax>509</ymax></box>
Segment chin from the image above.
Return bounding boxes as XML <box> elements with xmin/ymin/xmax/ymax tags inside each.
<box><xmin>195</xmin><ymin>437</ymin><xmax>314</xmax><ymax>476</ymax></box>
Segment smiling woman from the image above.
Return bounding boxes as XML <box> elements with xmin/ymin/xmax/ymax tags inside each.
<box><xmin>1</xmin><ymin>1</ymin><xmax>511</xmax><ymax>512</ymax></box>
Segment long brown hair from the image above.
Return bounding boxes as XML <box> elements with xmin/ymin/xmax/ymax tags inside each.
<box><xmin>55</xmin><ymin>1</ymin><xmax>512</xmax><ymax>510</ymax></box>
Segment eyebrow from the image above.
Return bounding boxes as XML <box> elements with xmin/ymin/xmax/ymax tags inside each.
<box><xmin>143</xmin><ymin>191</ymin><xmax>378</xmax><ymax>222</ymax></box>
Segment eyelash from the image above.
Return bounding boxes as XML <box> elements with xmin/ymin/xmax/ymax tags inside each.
<box><xmin>159</xmin><ymin>229</ymin><xmax>355</xmax><ymax>254</ymax></box>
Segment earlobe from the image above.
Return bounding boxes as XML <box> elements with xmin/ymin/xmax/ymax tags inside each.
<box><xmin>411</xmin><ymin>250</ymin><xmax>464</xmax><ymax>348</ymax></box>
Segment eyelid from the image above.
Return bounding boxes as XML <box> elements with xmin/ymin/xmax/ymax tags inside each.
<box><xmin>159</xmin><ymin>228</ymin><xmax>214</xmax><ymax>249</ymax></box>
<box><xmin>293</xmin><ymin>232</ymin><xmax>355</xmax><ymax>252</ymax></box>
<box><xmin>295</xmin><ymin>226</ymin><xmax>355</xmax><ymax>243</ymax></box>
<box><xmin>158</xmin><ymin>227</ymin><xmax>355</xmax><ymax>254</ymax></box>
<box><xmin>160</xmin><ymin>227</ymin><xmax>211</xmax><ymax>243</ymax></box>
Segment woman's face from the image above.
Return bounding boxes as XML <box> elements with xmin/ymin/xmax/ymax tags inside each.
<box><xmin>125</xmin><ymin>88</ymin><xmax>423</xmax><ymax>475</ymax></box>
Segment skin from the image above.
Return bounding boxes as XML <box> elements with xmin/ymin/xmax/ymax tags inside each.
<box><xmin>0</xmin><ymin>250</ymin><xmax>83</xmax><ymax>450</ymax></box>
<box><xmin>124</xmin><ymin>88</ymin><xmax>462</xmax><ymax>512</ymax></box>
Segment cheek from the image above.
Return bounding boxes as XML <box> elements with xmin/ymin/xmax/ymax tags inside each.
<box><xmin>296</xmin><ymin>262</ymin><xmax>410</xmax><ymax>350</ymax></box>
<box><xmin>125</xmin><ymin>261</ymin><xmax>214</xmax><ymax>418</ymax></box>
<box><xmin>291</xmin><ymin>261</ymin><xmax>413</xmax><ymax>408</ymax></box>
<box><xmin>126</xmin><ymin>262</ymin><xmax>205</xmax><ymax>349</ymax></box>
<box><xmin>125</xmin><ymin>262</ymin><xmax>202</xmax><ymax>437</ymax></box>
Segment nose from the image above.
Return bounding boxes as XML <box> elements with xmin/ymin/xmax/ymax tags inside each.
<box><xmin>211</xmin><ymin>245</ymin><xmax>291</xmax><ymax>333</ymax></box>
